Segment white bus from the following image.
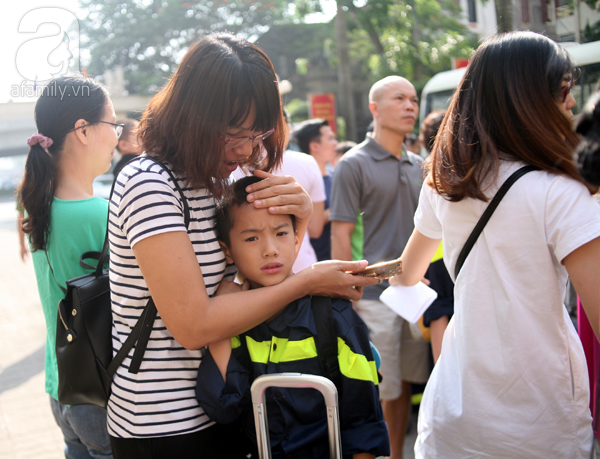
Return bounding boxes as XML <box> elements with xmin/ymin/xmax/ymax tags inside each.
<box><xmin>419</xmin><ymin>40</ymin><xmax>600</xmax><ymax>126</ymax></box>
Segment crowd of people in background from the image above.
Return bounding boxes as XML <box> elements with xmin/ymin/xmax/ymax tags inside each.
<box><xmin>16</xmin><ymin>29</ymin><xmax>600</xmax><ymax>459</ymax></box>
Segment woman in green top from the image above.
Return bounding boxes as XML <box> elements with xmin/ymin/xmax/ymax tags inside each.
<box><xmin>18</xmin><ymin>76</ymin><xmax>118</xmax><ymax>459</ymax></box>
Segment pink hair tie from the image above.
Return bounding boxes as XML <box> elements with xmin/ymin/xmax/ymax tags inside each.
<box><xmin>27</xmin><ymin>133</ymin><xmax>53</xmax><ymax>150</ymax></box>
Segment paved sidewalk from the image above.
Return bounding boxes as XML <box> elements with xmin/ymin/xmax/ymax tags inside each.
<box><xmin>0</xmin><ymin>196</ymin><xmax>417</xmax><ymax>458</ymax></box>
<box><xmin>0</xmin><ymin>198</ymin><xmax>65</xmax><ymax>457</ymax></box>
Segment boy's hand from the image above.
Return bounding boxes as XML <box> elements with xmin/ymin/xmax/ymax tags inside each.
<box><xmin>216</xmin><ymin>278</ymin><xmax>250</xmax><ymax>296</ymax></box>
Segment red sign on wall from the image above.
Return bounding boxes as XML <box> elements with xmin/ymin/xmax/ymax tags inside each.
<box><xmin>308</xmin><ymin>93</ymin><xmax>337</xmax><ymax>135</ymax></box>
<box><xmin>452</xmin><ymin>57</ymin><xmax>470</xmax><ymax>70</ymax></box>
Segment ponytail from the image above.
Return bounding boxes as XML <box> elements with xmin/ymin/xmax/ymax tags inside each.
<box><xmin>18</xmin><ymin>143</ymin><xmax>58</xmax><ymax>251</ymax></box>
<box><xmin>17</xmin><ymin>76</ymin><xmax>109</xmax><ymax>252</ymax></box>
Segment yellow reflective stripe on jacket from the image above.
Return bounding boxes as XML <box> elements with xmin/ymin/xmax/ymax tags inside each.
<box><xmin>337</xmin><ymin>337</ymin><xmax>379</xmax><ymax>385</ymax></box>
<box><xmin>246</xmin><ymin>336</ymin><xmax>271</xmax><ymax>364</ymax></box>
<box><xmin>271</xmin><ymin>336</ymin><xmax>318</xmax><ymax>363</ymax></box>
<box><xmin>245</xmin><ymin>336</ymin><xmax>318</xmax><ymax>364</ymax></box>
<box><xmin>231</xmin><ymin>336</ymin><xmax>241</xmax><ymax>350</ymax></box>
<box><xmin>245</xmin><ymin>335</ymin><xmax>378</xmax><ymax>384</ymax></box>
<box><xmin>431</xmin><ymin>241</ymin><xmax>444</xmax><ymax>263</ymax></box>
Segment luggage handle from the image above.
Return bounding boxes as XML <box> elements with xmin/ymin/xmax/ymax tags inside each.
<box><xmin>251</xmin><ymin>373</ymin><xmax>342</xmax><ymax>459</ymax></box>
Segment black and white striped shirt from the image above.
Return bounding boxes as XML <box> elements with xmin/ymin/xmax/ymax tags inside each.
<box><xmin>107</xmin><ymin>157</ymin><xmax>234</xmax><ymax>438</ymax></box>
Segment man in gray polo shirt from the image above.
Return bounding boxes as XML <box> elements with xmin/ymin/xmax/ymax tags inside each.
<box><xmin>330</xmin><ymin>76</ymin><xmax>429</xmax><ymax>459</ymax></box>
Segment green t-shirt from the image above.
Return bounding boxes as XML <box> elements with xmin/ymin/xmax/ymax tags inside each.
<box><xmin>31</xmin><ymin>197</ymin><xmax>108</xmax><ymax>400</ymax></box>
<box><xmin>351</xmin><ymin>212</ymin><xmax>364</xmax><ymax>261</ymax></box>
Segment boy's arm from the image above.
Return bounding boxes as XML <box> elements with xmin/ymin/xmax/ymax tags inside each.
<box><xmin>196</xmin><ymin>336</ymin><xmax>252</xmax><ymax>424</ymax></box>
<box><xmin>353</xmin><ymin>454</ymin><xmax>375</xmax><ymax>459</ymax></box>
<box><xmin>333</xmin><ymin>300</ymin><xmax>390</xmax><ymax>458</ymax></box>
<box><xmin>209</xmin><ymin>339</ymin><xmax>232</xmax><ymax>381</ymax></box>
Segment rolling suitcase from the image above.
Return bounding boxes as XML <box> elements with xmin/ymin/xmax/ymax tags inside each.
<box><xmin>251</xmin><ymin>373</ymin><xmax>343</xmax><ymax>459</ymax></box>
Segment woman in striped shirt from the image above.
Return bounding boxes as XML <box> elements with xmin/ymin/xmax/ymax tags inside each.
<box><xmin>107</xmin><ymin>33</ymin><xmax>377</xmax><ymax>458</ymax></box>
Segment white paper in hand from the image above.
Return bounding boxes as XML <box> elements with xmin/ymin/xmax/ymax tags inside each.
<box><xmin>379</xmin><ymin>282</ymin><xmax>438</xmax><ymax>323</ymax></box>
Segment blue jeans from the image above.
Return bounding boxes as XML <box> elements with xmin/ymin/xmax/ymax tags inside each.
<box><xmin>50</xmin><ymin>396</ymin><xmax>113</xmax><ymax>459</ymax></box>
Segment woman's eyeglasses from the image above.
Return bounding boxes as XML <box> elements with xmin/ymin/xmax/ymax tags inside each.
<box><xmin>69</xmin><ymin>121</ymin><xmax>125</xmax><ymax>137</ymax></box>
<box><xmin>224</xmin><ymin>128</ymin><xmax>275</xmax><ymax>150</ymax></box>
<box><xmin>559</xmin><ymin>68</ymin><xmax>581</xmax><ymax>103</ymax></box>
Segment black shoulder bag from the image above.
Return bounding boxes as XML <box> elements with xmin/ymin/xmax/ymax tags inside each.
<box><xmin>55</xmin><ymin>157</ymin><xmax>189</xmax><ymax>408</ymax></box>
<box><xmin>454</xmin><ymin>165</ymin><xmax>538</xmax><ymax>278</ymax></box>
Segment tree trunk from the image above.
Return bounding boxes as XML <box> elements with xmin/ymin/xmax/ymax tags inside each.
<box><xmin>407</xmin><ymin>0</ymin><xmax>423</xmax><ymax>82</ymax></box>
<box><xmin>335</xmin><ymin>1</ymin><xmax>357</xmax><ymax>142</ymax></box>
<box><xmin>495</xmin><ymin>0</ymin><xmax>514</xmax><ymax>33</ymax></box>
<box><xmin>347</xmin><ymin>2</ymin><xmax>385</xmax><ymax>55</ymax></box>
<box><xmin>574</xmin><ymin>0</ymin><xmax>581</xmax><ymax>43</ymax></box>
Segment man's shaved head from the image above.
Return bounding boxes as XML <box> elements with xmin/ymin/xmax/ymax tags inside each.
<box><xmin>369</xmin><ymin>76</ymin><xmax>412</xmax><ymax>103</ymax></box>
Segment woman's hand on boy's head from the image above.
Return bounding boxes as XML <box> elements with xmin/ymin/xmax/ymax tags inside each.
<box><xmin>215</xmin><ymin>278</ymin><xmax>250</xmax><ymax>296</ymax></box>
<box><xmin>246</xmin><ymin>170</ymin><xmax>313</xmax><ymax>220</ymax></box>
<box><xmin>297</xmin><ymin>260</ymin><xmax>380</xmax><ymax>301</ymax></box>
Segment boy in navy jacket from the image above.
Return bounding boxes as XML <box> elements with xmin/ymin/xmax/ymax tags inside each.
<box><xmin>196</xmin><ymin>176</ymin><xmax>389</xmax><ymax>459</ymax></box>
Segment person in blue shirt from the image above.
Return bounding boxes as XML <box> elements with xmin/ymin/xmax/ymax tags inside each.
<box><xmin>196</xmin><ymin>175</ymin><xmax>389</xmax><ymax>459</ymax></box>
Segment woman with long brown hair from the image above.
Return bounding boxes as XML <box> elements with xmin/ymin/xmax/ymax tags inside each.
<box><xmin>106</xmin><ymin>33</ymin><xmax>376</xmax><ymax>458</ymax></box>
<box><xmin>393</xmin><ymin>31</ymin><xmax>600</xmax><ymax>457</ymax></box>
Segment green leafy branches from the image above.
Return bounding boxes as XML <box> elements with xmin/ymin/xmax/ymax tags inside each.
<box><xmin>79</xmin><ymin>0</ymin><xmax>290</xmax><ymax>94</ymax></box>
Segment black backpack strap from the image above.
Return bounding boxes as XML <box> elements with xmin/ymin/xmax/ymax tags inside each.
<box><xmin>311</xmin><ymin>296</ymin><xmax>342</xmax><ymax>393</ymax></box>
<box><xmin>106</xmin><ymin>298</ymin><xmax>157</xmax><ymax>376</ymax></box>
<box><xmin>454</xmin><ymin>165</ymin><xmax>538</xmax><ymax>278</ymax></box>
<box><xmin>128</xmin><ymin>299</ymin><xmax>158</xmax><ymax>373</ymax></box>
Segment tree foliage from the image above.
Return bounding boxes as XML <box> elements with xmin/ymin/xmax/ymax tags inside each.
<box><xmin>79</xmin><ymin>0</ymin><xmax>291</xmax><ymax>94</ymax></box>
<box><xmin>79</xmin><ymin>0</ymin><xmax>477</xmax><ymax>95</ymax></box>
<box><xmin>341</xmin><ymin>0</ymin><xmax>478</xmax><ymax>87</ymax></box>
<box><xmin>584</xmin><ymin>19</ymin><xmax>600</xmax><ymax>42</ymax></box>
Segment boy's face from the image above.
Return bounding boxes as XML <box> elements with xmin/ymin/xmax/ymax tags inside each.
<box><xmin>220</xmin><ymin>204</ymin><xmax>299</xmax><ymax>289</ymax></box>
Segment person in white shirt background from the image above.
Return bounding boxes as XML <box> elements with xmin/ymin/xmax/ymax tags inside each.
<box><xmin>392</xmin><ymin>31</ymin><xmax>600</xmax><ymax>458</ymax></box>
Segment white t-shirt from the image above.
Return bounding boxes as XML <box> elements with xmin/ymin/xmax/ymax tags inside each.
<box><xmin>108</xmin><ymin>157</ymin><xmax>235</xmax><ymax>438</ymax></box>
<box><xmin>414</xmin><ymin>161</ymin><xmax>600</xmax><ymax>458</ymax></box>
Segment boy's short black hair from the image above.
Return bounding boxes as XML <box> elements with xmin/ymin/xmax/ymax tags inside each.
<box><xmin>215</xmin><ymin>175</ymin><xmax>296</xmax><ymax>247</ymax></box>
<box><xmin>292</xmin><ymin>118</ymin><xmax>329</xmax><ymax>155</ymax></box>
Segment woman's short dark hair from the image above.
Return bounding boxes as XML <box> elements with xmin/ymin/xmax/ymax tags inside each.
<box><xmin>427</xmin><ymin>31</ymin><xmax>588</xmax><ymax>201</ymax></box>
<box><xmin>18</xmin><ymin>76</ymin><xmax>109</xmax><ymax>251</ymax></box>
<box><xmin>139</xmin><ymin>33</ymin><xmax>287</xmax><ymax>197</ymax></box>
